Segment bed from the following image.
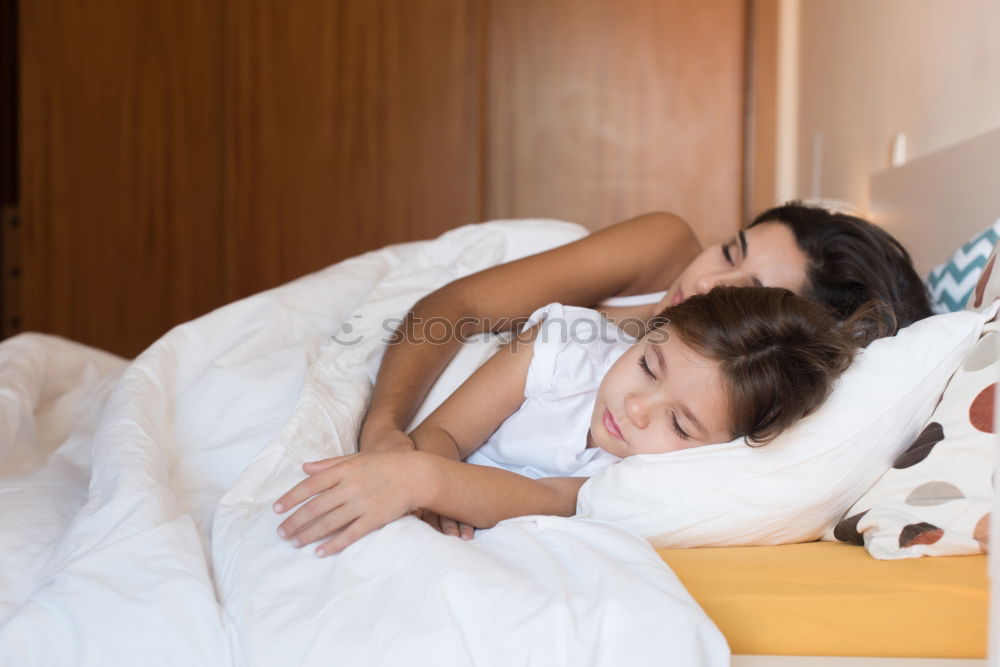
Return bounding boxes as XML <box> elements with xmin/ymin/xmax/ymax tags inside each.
<box><xmin>660</xmin><ymin>543</ymin><xmax>987</xmax><ymax>663</ymax></box>
<box><xmin>1</xmin><ymin>131</ymin><xmax>998</xmax><ymax>666</ymax></box>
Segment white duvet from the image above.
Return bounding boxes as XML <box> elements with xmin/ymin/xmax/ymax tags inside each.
<box><xmin>0</xmin><ymin>220</ymin><xmax>728</xmax><ymax>667</ymax></box>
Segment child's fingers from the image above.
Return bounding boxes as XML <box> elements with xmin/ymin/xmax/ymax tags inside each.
<box><xmin>302</xmin><ymin>454</ymin><xmax>356</xmax><ymax>473</ymax></box>
<box><xmin>438</xmin><ymin>516</ymin><xmax>460</xmax><ymax>537</ymax></box>
<box><xmin>277</xmin><ymin>489</ymin><xmax>342</xmax><ymax>541</ymax></box>
<box><xmin>286</xmin><ymin>502</ymin><xmax>357</xmax><ymax>549</ymax></box>
<box><xmin>458</xmin><ymin>522</ymin><xmax>475</xmax><ymax>541</ymax></box>
<box><xmin>419</xmin><ymin>510</ymin><xmax>442</xmax><ymax>533</ymax></box>
<box><xmin>273</xmin><ymin>456</ymin><xmax>358</xmax><ymax>514</ymax></box>
<box><xmin>302</xmin><ymin>458</ymin><xmax>336</xmax><ymax>471</ymax></box>
<box><xmin>317</xmin><ymin>517</ymin><xmax>380</xmax><ymax>556</ymax></box>
<box><xmin>274</xmin><ymin>473</ymin><xmax>333</xmax><ymax>514</ymax></box>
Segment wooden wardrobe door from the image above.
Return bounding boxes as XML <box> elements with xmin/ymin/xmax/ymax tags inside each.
<box><xmin>486</xmin><ymin>0</ymin><xmax>745</xmax><ymax>245</ymax></box>
<box><xmin>222</xmin><ymin>0</ymin><xmax>484</xmax><ymax>302</ymax></box>
<box><xmin>20</xmin><ymin>0</ymin><xmax>225</xmax><ymax>357</ymax></box>
<box><xmin>17</xmin><ymin>1</ymin><xmax>747</xmax><ymax>357</ymax></box>
<box><xmin>18</xmin><ymin>0</ymin><xmax>484</xmax><ymax>355</ymax></box>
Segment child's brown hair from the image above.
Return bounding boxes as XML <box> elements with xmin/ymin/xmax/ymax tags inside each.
<box><xmin>652</xmin><ymin>286</ymin><xmax>891</xmax><ymax>446</ymax></box>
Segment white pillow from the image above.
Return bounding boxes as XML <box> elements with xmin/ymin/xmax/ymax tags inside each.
<box><xmin>575</xmin><ymin>306</ymin><xmax>997</xmax><ymax>548</ymax></box>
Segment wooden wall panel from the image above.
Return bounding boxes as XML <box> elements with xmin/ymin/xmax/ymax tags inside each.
<box><xmin>486</xmin><ymin>0</ymin><xmax>745</xmax><ymax>245</ymax></box>
<box><xmin>1</xmin><ymin>0</ymin><xmax>16</xmax><ymax>339</ymax></box>
<box><xmin>222</xmin><ymin>0</ymin><xmax>484</xmax><ymax>301</ymax></box>
<box><xmin>17</xmin><ymin>1</ymin><xmax>748</xmax><ymax>357</ymax></box>
<box><xmin>20</xmin><ymin>0</ymin><xmax>224</xmax><ymax>357</ymax></box>
<box><xmin>746</xmin><ymin>0</ymin><xmax>779</xmax><ymax>217</ymax></box>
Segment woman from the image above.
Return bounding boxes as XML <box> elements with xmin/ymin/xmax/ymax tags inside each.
<box><xmin>359</xmin><ymin>202</ymin><xmax>931</xmax><ymax>459</ymax></box>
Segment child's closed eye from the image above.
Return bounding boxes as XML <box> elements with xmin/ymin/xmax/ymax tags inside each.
<box><xmin>670</xmin><ymin>413</ymin><xmax>690</xmax><ymax>440</ymax></box>
<box><xmin>639</xmin><ymin>354</ymin><xmax>690</xmax><ymax>439</ymax></box>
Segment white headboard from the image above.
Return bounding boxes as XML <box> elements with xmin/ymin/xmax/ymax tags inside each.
<box><xmin>870</xmin><ymin>127</ymin><xmax>1000</xmax><ymax>276</ymax></box>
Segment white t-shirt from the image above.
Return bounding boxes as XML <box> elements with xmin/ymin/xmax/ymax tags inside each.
<box><xmin>465</xmin><ymin>303</ymin><xmax>635</xmax><ymax>479</ymax></box>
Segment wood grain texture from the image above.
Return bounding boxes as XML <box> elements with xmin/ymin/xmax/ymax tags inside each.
<box><xmin>1</xmin><ymin>0</ymin><xmax>16</xmax><ymax>339</ymax></box>
<box><xmin>0</xmin><ymin>0</ymin><xmax>14</xmax><ymax>207</ymax></box>
<box><xmin>1</xmin><ymin>205</ymin><xmax>18</xmax><ymax>340</ymax></box>
<box><xmin>17</xmin><ymin>1</ymin><xmax>749</xmax><ymax>356</ymax></box>
<box><xmin>20</xmin><ymin>0</ymin><xmax>224</xmax><ymax>356</ymax></box>
<box><xmin>746</xmin><ymin>0</ymin><xmax>778</xmax><ymax>218</ymax></box>
<box><xmin>222</xmin><ymin>0</ymin><xmax>484</xmax><ymax>302</ymax></box>
<box><xmin>485</xmin><ymin>0</ymin><xmax>745</xmax><ymax>245</ymax></box>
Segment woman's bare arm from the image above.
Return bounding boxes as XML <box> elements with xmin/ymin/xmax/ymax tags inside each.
<box><xmin>360</xmin><ymin>212</ymin><xmax>701</xmax><ymax>452</ymax></box>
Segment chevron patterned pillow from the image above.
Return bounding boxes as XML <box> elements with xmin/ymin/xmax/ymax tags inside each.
<box><xmin>926</xmin><ymin>219</ymin><xmax>1000</xmax><ymax>313</ymax></box>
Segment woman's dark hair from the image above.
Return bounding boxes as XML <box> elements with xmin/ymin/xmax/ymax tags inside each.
<box><xmin>653</xmin><ymin>286</ymin><xmax>887</xmax><ymax>447</ymax></box>
<box><xmin>748</xmin><ymin>202</ymin><xmax>932</xmax><ymax>333</ymax></box>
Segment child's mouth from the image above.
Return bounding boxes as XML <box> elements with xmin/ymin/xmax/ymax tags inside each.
<box><xmin>603</xmin><ymin>408</ymin><xmax>624</xmax><ymax>440</ymax></box>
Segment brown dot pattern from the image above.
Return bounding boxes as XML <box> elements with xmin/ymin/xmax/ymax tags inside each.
<box><xmin>833</xmin><ymin>243</ymin><xmax>998</xmax><ymax>558</ymax></box>
<box><xmin>969</xmin><ymin>383</ymin><xmax>996</xmax><ymax>433</ymax></box>
<box><xmin>833</xmin><ymin>510</ymin><xmax>869</xmax><ymax>546</ymax></box>
<box><xmin>904</xmin><ymin>481</ymin><xmax>964</xmax><ymax>506</ymax></box>
<box><xmin>899</xmin><ymin>522</ymin><xmax>944</xmax><ymax>548</ymax></box>
<box><xmin>972</xmin><ymin>254</ymin><xmax>996</xmax><ymax>308</ymax></box>
<box><xmin>974</xmin><ymin>513</ymin><xmax>991</xmax><ymax>552</ymax></box>
<box><xmin>893</xmin><ymin>422</ymin><xmax>945</xmax><ymax>469</ymax></box>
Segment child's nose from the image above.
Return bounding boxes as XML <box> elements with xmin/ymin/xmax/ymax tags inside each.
<box><xmin>625</xmin><ymin>393</ymin><xmax>650</xmax><ymax>429</ymax></box>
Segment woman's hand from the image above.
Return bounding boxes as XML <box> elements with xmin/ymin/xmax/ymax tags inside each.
<box><xmin>273</xmin><ymin>451</ymin><xmax>431</xmax><ymax>556</ymax></box>
<box><xmin>358</xmin><ymin>422</ymin><xmax>417</xmax><ymax>454</ymax></box>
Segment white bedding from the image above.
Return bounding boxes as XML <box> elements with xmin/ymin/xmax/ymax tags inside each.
<box><xmin>0</xmin><ymin>220</ymin><xmax>728</xmax><ymax>667</ymax></box>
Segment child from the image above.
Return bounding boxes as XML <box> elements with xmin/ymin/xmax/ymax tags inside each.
<box><xmin>274</xmin><ymin>286</ymin><xmax>877</xmax><ymax>556</ymax></box>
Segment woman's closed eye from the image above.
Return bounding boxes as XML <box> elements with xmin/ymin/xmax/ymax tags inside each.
<box><xmin>721</xmin><ymin>239</ymin><xmax>736</xmax><ymax>266</ymax></box>
<box><xmin>638</xmin><ymin>355</ymin><xmax>655</xmax><ymax>378</ymax></box>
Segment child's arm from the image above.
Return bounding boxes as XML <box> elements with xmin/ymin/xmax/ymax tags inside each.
<box><xmin>422</xmin><ymin>456</ymin><xmax>588</xmax><ymax>527</ymax></box>
<box><xmin>402</xmin><ymin>331</ymin><xmax>541</xmax><ymax>537</ymax></box>
<box><xmin>302</xmin><ymin>320</ymin><xmax>538</xmax><ymax>473</ymax></box>
<box><xmin>274</xmin><ymin>449</ymin><xmax>587</xmax><ymax>555</ymax></box>
<box><xmin>280</xmin><ymin>323</ymin><xmax>544</xmax><ymax>546</ymax></box>
<box><xmin>406</xmin><ymin>325</ymin><xmax>539</xmax><ymax>461</ymax></box>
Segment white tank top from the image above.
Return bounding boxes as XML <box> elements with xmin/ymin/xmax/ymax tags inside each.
<box><xmin>465</xmin><ymin>303</ymin><xmax>630</xmax><ymax>478</ymax></box>
<box><xmin>599</xmin><ymin>290</ymin><xmax>668</xmax><ymax>307</ymax></box>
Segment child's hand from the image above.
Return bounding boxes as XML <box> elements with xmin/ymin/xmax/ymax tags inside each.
<box><xmin>418</xmin><ymin>509</ymin><xmax>475</xmax><ymax>540</ymax></box>
<box><xmin>273</xmin><ymin>451</ymin><xmax>424</xmax><ymax>556</ymax></box>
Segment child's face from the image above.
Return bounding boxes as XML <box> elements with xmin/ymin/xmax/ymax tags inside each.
<box><xmin>589</xmin><ymin>326</ymin><xmax>731</xmax><ymax>457</ymax></box>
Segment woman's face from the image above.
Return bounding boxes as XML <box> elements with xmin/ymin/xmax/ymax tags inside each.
<box><xmin>588</xmin><ymin>327</ymin><xmax>732</xmax><ymax>457</ymax></box>
<box><xmin>661</xmin><ymin>221</ymin><xmax>810</xmax><ymax>308</ymax></box>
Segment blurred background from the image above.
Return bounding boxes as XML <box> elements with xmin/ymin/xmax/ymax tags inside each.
<box><xmin>1</xmin><ymin>0</ymin><xmax>999</xmax><ymax>357</ymax></box>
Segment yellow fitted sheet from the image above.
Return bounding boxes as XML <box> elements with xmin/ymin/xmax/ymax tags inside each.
<box><xmin>657</xmin><ymin>542</ymin><xmax>988</xmax><ymax>658</ymax></box>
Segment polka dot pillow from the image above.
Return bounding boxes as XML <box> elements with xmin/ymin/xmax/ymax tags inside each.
<box><xmin>830</xmin><ymin>241</ymin><xmax>1000</xmax><ymax>558</ymax></box>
